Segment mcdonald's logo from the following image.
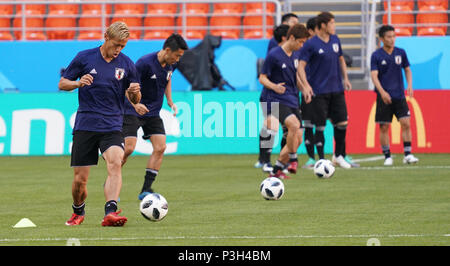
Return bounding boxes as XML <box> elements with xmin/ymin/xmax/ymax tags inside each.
<box><xmin>366</xmin><ymin>97</ymin><xmax>427</xmax><ymax>148</ymax></box>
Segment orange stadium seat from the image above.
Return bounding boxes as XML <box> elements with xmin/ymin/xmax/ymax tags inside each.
<box><xmin>144</xmin><ymin>12</ymin><xmax>174</xmax><ymax>40</ymax></box>
<box><xmin>176</xmin><ymin>14</ymin><xmax>207</xmax><ymax>39</ymax></box>
<box><xmin>115</xmin><ymin>0</ymin><xmax>145</xmax><ymax>15</ymax></box>
<box><xmin>46</xmin><ymin>10</ymin><xmax>77</xmax><ymax>40</ymax></box>
<box><xmin>147</xmin><ymin>3</ymin><xmax>178</xmax><ymax>14</ymax></box>
<box><xmin>416</xmin><ymin>6</ymin><xmax>448</xmax><ymax>36</ymax></box>
<box><xmin>382</xmin><ymin>13</ymin><xmax>414</xmax><ymax>36</ymax></box>
<box><xmin>418</xmin><ymin>0</ymin><xmax>448</xmax><ymax>10</ymax></box>
<box><xmin>210</xmin><ymin>13</ymin><xmax>241</xmax><ymax>39</ymax></box>
<box><xmin>13</xmin><ymin>10</ymin><xmax>46</xmax><ymax>40</ymax></box>
<box><xmin>0</xmin><ymin>0</ymin><xmax>14</xmax><ymax>15</ymax></box>
<box><xmin>213</xmin><ymin>3</ymin><xmax>244</xmax><ymax>14</ymax></box>
<box><xmin>78</xmin><ymin>10</ymin><xmax>106</xmax><ymax>40</ymax></box>
<box><xmin>185</xmin><ymin>3</ymin><xmax>210</xmax><ymax>14</ymax></box>
<box><xmin>15</xmin><ymin>0</ymin><xmax>46</xmax><ymax>15</ymax></box>
<box><xmin>245</xmin><ymin>2</ymin><xmax>276</xmax><ymax>14</ymax></box>
<box><xmin>243</xmin><ymin>15</ymin><xmax>274</xmax><ymax>39</ymax></box>
<box><xmin>111</xmin><ymin>10</ymin><xmax>142</xmax><ymax>39</ymax></box>
<box><xmin>48</xmin><ymin>0</ymin><xmax>79</xmax><ymax>14</ymax></box>
<box><xmin>383</xmin><ymin>0</ymin><xmax>414</xmax><ymax>12</ymax></box>
<box><xmin>81</xmin><ymin>0</ymin><xmax>112</xmax><ymax>15</ymax></box>
<box><xmin>0</xmin><ymin>17</ymin><xmax>13</xmax><ymax>40</ymax></box>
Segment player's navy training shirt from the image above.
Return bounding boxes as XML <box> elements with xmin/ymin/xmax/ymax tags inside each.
<box><xmin>370</xmin><ymin>47</ymin><xmax>410</xmax><ymax>99</ymax></box>
<box><xmin>62</xmin><ymin>47</ymin><xmax>139</xmax><ymax>132</ymax></box>
<box><xmin>260</xmin><ymin>39</ymin><xmax>280</xmax><ymax>103</ymax></box>
<box><xmin>124</xmin><ymin>52</ymin><xmax>177</xmax><ymax>117</ymax></box>
<box><xmin>267</xmin><ymin>37</ymin><xmax>278</xmax><ymax>54</ymax></box>
<box><xmin>299</xmin><ymin>34</ymin><xmax>344</xmax><ymax>95</ymax></box>
<box><xmin>261</xmin><ymin>46</ymin><xmax>300</xmax><ymax>108</ymax></box>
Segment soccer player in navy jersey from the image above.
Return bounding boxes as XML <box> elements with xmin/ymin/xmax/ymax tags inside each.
<box><xmin>121</xmin><ymin>34</ymin><xmax>188</xmax><ymax>200</ymax></box>
<box><xmin>297</xmin><ymin>12</ymin><xmax>357</xmax><ymax>169</ymax></box>
<box><xmin>59</xmin><ymin>22</ymin><xmax>141</xmax><ymax>226</ymax></box>
<box><xmin>370</xmin><ymin>25</ymin><xmax>419</xmax><ymax>166</ymax></box>
<box><xmin>257</xmin><ymin>24</ymin><xmax>290</xmax><ymax>173</ymax></box>
<box><xmin>299</xmin><ymin>16</ymin><xmax>319</xmax><ymax>169</ymax></box>
<box><xmin>267</xmin><ymin>13</ymin><xmax>299</xmax><ymax>53</ymax></box>
<box><xmin>260</xmin><ymin>24</ymin><xmax>312</xmax><ymax>179</ymax></box>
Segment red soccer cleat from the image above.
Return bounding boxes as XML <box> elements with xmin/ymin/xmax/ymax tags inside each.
<box><xmin>287</xmin><ymin>161</ymin><xmax>298</xmax><ymax>174</ymax></box>
<box><xmin>269</xmin><ymin>170</ymin><xmax>291</xmax><ymax>180</ymax></box>
<box><xmin>101</xmin><ymin>210</ymin><xmax>127</xmax><ymax>227</ymax></box>
<box><xmin>65</xmin><ymin>213</ymin><xmax>85</xmax><ymax>226</ymax></box>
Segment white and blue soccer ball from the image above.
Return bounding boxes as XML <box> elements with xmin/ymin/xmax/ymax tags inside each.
<box><xmin>313</xmin><ymin>159</ymin><xmax>335</xmax><ymax>179</ymax></box>
<box><xmin>139</xmin><ymin>193</ymin><xmax>168</xmax><ymax>221</ymax></box>
<box><xmin>260</xmin><ymin>177</ymin><xmax>285</xmax><ymax>200</ymax></box>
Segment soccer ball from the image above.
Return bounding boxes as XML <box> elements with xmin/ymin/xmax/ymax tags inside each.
<box><xmin>313</xmin><ymin>159</ymin><xmax>335</xmax><ymax>179</ymax></box>
<box><xmin>139</xmin><ymin>193</ymin><xmax>168</xmax><ymax>221</ymax></box>
<box><xmin>260</xmin><ymin>177</ymin><xmax>285</xmax><ymax>200</ymax></box>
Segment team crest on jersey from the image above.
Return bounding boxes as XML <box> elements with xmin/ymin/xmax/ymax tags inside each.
<box><xmin>167</xmin><ymin>71</ymin><xmax>173</xmax><ymax>81</ymax></box>
<box><xmin>294</xmin><ymin>59</ymin><xmax>299</xmax><ymax>69</ymax></box>
<box><xmin>395</xmin><ymin>55</ymin><xmax>402</xmax><ymax>65</ymax></box>
<box><xmin>332</xmin><ymin>43</ymin><xmax>339</xmax><ymax>53</ymax></box>
<box><xmin>115</xmin><ymin>68</ymin><xmax>125</xmax><ymax>80</ymax></box>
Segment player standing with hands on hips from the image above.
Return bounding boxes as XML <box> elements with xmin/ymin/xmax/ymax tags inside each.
<box><xmin>121</xmin><ymin>34</ymin><xmax>188</xmax><ymax>200</ymax></box>
<box><xmin>59</xmin><ymin>22</ymin><xmax>141</xmax><ymax>226</ymax></box>
<box><xmin>370</xmin><ymin>25</ymin><xmax>419</xmax><ymax>166</ymax></box>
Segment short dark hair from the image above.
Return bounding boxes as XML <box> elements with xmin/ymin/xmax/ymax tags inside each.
<box><xmin>378</xmin><ymin>24</ymin><xmax>395</xmax><ymax>38</ymax></box>
<box><xmin>286</xmin><ymin>23</ymin><xmax>310</xmax><ymax>40</ymax></box>
<box><xmin>281</xmin><ymin>13</ymin><xmax>298</xmax><ymax>23</ymax></box>
<box><xmin>163</xmin><ymin>33</ymin><xmax>188</xmax><ymax>51</ymax></box>
<box><xmin>273</xmin><ymin>24</ymin><xmax>290</xmax><ymax>43</ymax></box>
<box><xmin>316</xmin><ymin>11</ymin><xmax>335</xmax><ymax>29</ymax></box>
<box><xmin>306</xmin><ymin>17</ymin><xmax>317</xmax><ymax>31</ymax></box>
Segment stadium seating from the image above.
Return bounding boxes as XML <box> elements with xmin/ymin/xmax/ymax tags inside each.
<box><xmin>0</xmin><ymin>0</ymin><xmax>14</xmax><ymax>15</ymax></box>
<box><xmin>147</xmin><ymin>3</ymin><xmax>178</xmax><ymax>14</ymax></box>
<box><xmin>45</xmin><ymin>10</ymin><xmax>76</xmax><ymax>40</ymax></box>
<box><xmin>81</xmin><ymin>0</ymin><xmax>112</xmax><ymax>14</ymax></box>
<box><xmin>111</xmin><ymin>10</ymin><xmax>142</xmax><ymax>39</ymax></box>
<box><xmin>78</xmin><ymin>10</ymin><xmax>106</xmax><ymax>40</ymax></box>
<box><xmin>176</xmin><ymin>14</ymin><xmax>207</xmax><ymax>39</ymax></box>
<box><xmin>48</xmin><ymin>0</ymin><xmax>79</xmax><ymax>14</ymax></box>
<box><xmin>382</xmin><ymin>12</ymin><xmax>414</xmax><ymax>36</ymax></box>
<box><xmin>0</xmin><ymin>17</ymin><xmax>13</xmax><ymax>40</ymax></box>
<box><xmin>114</xmin><ymin>0</ymin><xmax>145</xmax><ymax>15</ymax></box>
<box><xmin>213</xmin><ymin>3</ymin><xmax>244</xmax><ymax>14</ymax></box>
<box><xmin>383</xmin><ymin>0</ymin><xmax>415</xmax><ymax>12</ymax></box>
<box><xmin>210</xmin><ymin>12</ymin><xmax>241</xmax><ymax>39</ymax></box>
<box><xmin>15</xmin><ymin>0</ymin><xmax>46</xmax><ymax>15</ymax></box>
<box><xmin>144</xmin><ymin>12</ymin><xmax>175</xmax><ymax>40</ymax></box>
<box><xmin>245</xmin><ymin>2</ymin><xmax>276</xmax><ymax>14</ymax></box>
<box><xmin>13</xmin><ymin>10</ymin><xmax>46</xmax><ymax>40</ymax></box>
<box><xmin>416</xmin><ymin>6</ymin><xmax>448</xmax><ymax>36</ymax></box>
<box><xmin>418</xmin><ymin>0</ymin><xmax>448</xmax><ymax>10</ymax></box>
<box><xmin>243</xmin><ymin>15</ymin><xmax>274</xmax><ymax>39</ymax></box>
<box><xmin>185</xmin><ymin>3</ymin><xmax>210</xmax><ymax>14</ymax></box>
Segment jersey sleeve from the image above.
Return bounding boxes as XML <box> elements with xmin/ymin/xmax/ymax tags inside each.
<box><xmin>298</xmin><ymin>40</ymin><xmax>313</xmax><ymax>63</ymax></box>
<box><xmin>127</xmin><ymin>61</ymin><xmax>139</xmax><ymax>84</ymax></box>
<box><xmin>261</xmin><ymin>52</ymin><xmax>275</xmax><ymax>77</ymax></box>
<box><xmin>337</xmin><ymin>39</ymin><xmax>343</xmax><ymax>57</ymax></box>
<box><xmin>370</xmin><ymin>52</ymin><xmax>378</xmax><ymax>71</ymax></box>
<box><xmin>401</xmin><ymin>49</ymin><xmax>410</xmax><ymax>68</ymax></box>
<box><xmin>62</xmin><ymin>52</ymin><xmax>84</xmax><ymax>81</ymax></box>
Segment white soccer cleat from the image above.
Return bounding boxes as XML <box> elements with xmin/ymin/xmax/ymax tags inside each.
<box><xmin>403</xmin><ymin>154</ymin><xmax>419</xmax><ymax>164</ymax></box>
<box><xmin>262</xmin><ymin>163</ymin><xmax>274</xmax><ymax>173</ymax></box>
<box><xmin>384</xmin><ymin>157</ymin><xmax>393</xmax><ymax>166</ymax></box>
<box><xmin>334</xmin><ymin>155</ymin><xmax>351</xmax><ymax>169</ymax></box>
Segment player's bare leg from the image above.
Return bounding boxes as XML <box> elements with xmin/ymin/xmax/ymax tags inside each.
<box><xmin>399</xmin><ymin>117</ymin><xmax>418</xmax><ymax>164</ymax></box>
<box><xmin>122</xmin><ymin>137</ymin><xmax>137</xmax><ymax>166</ymax></box>
<box><xmin>66</xmin><ymin>166</ymin><xmax>90</xmax><ymax>226</ymax></box>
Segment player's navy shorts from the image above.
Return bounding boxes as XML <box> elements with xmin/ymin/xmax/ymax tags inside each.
<box><xmin>375</xmin><ymin>94</ymin><xmax>410</xmax><ymax>124</ymax></box>
<box><xmin>300</xmin><ymin>94</ymin><xmax>314</xmax><ymax>127</ymax></box>
<box><xmin>122</xmin><ymin>115</ymin><xmax>166</xmax><ymax>140</ymax></box>
<box><xmin>312</xmin><ymin>91</ymin><xmax>348</xmax><ymax>127</ymax></box>
<box><xmin>272</xmin><ymin>103</ymin><xmax>303</xmax><ymax>126</ymax></box>
<box><xmin>71</xmin><ymin>130</ymin><xmax>124</xmax><ymax>167</ymax></box>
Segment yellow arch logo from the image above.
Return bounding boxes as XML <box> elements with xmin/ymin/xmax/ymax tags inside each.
<box><xmin>366</xmin><ymin>97</ymin><xmax>426</xmax><ymax>148</ymax></box>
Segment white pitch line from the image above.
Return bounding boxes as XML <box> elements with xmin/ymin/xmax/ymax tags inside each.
<box><xmin>346</xmin><ymin>165</ymin><xmax>450</xmax><ymax>170</ymax></box>
<box><xmin>0</xmin><ymin>234</ymin><xmax>449</xmax><ymax>243</ymax></box>
<box><xmin>352</xmin><ymin>155</ymin><xmax>392</xmax><ymax>163</ymax></box>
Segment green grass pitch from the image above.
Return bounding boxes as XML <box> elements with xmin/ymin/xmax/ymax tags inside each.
<box><xmin>0</xmin><ymin>154</ymin><xmax>449</xmax><ymax>246</ymax></box>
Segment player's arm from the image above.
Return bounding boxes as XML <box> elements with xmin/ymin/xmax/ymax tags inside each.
<box><xmin>58</xmin><ymin>74</ymin><xmax>93</xmax><ymax>91</ymax></box>
<box><xmin>296</xmin><ymin>60</ymin><xmax>313</xmax><ymax>104</ymax></box>
<box><xmin>259</xmin><ymin>74</ymin><xmax>286</xmax><ymax>94</ymax></box>
<box><xmin>165</xmin><ymin>78</ymin><xmax>177</xmax><ymax>116</ymax></box>
<box><xmin>339</xmin><ymin>56</ymin><xmax>352</xmax><ymax>91</ymax></box>
<box><xmin>126</xmin><ymin>82</ymin><xmax>141</xmax><ymax>104</ymax></box>
<box><xmin>404</xmin><ymin>66</ymin><xmax>413</xmax><ymax>97</ymax></box>
<box><xmin>371</xmin><ymin>70</ymin><xmax>392</xmax><ymax>104</ymax></box>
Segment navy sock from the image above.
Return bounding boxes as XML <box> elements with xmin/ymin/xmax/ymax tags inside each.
<box><xmin>304</xmin><ymin>127</ymin><xmax>315</xmax><ymax>160</ymax></box>
<box><xmin>104</xmin><ymin>200</ymin><xmax>117</xmax><ymax>215</ymax></box>
<box><xmin>142</xmin><ymin>169</ymin><xmax>157</xmax><ymax>193</ymax></box>
<box><xmin>72</xmin><ymin>202</ymin><xmax>85</xmax><ymax>216</ymax></box>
